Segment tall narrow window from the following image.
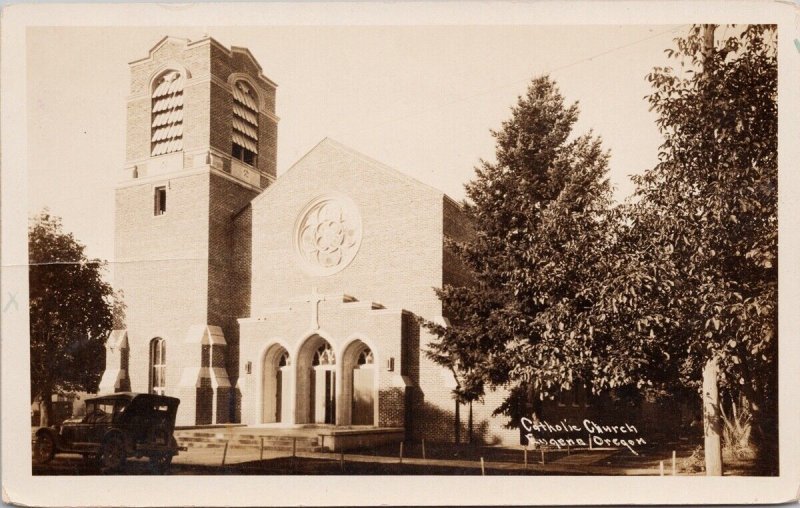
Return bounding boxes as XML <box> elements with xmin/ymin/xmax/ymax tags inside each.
<box><xmin>231</xmin><ymin>80</ymin><xmax>258</xmax><ymax>166</ymax></box>
<box><xmin>151</xmin><ymin>70</ymin><xmax>184</xmax><ymax>156</ymax></box>
<box><xmin>149</xmin><ymin>338</ymin><xmax>166</xmax><ymax>395</ymax></box>
<box><xmin>154</xmin><ymin>186</ymin><xmax>166</xmax><ymax>216</ymax></box>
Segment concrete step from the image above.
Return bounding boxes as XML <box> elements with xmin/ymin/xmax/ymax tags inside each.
<box><xmin>178</xmin><ymin>441</ymin><xmax>324</xmax><ymax>453</ymax></box>
<box><xmin>177</xmin><ymin>435</ymin><xmax>319</xmax><ymax>444</ymax></box>
<box><xmin>175</xmin><ymin>433</ymin><xmax>321</xmax><ymax>451</ymax></box>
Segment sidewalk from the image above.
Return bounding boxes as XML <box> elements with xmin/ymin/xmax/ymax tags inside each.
<box><xmin>173</xmin><ymin>443</ymin><xmax>669</xmax><ymax>475</ymax></box>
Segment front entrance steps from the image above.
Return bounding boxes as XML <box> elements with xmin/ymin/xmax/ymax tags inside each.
<box><xmin>177</xmin><ymin>430</ymin><xmax>323</xmax><ymax>453</ymax></box>
<box><xmin>174</xmin><ymin>425</ymin><xmax>404</xmax><ymax>452</ymax></box>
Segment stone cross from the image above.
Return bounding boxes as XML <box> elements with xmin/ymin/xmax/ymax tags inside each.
<box><xmin>303</xmin><ymin>287</ymin><xmax>327</xmax><ymax>330</ymax></box>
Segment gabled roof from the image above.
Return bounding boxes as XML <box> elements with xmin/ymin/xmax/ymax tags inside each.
<box><xmin>129</xmin><ymin>35</ymin><xmax>276</xmax><ymax>89</ymax></box>
<box><xmin>250</xmin><ymin>137</ymin><xmax>453</xmax><ymax>208</ymax></box>
<box><xmin>129</xmin><ymin>36</ymin><xmax>190</xmax><ymax>65</ymax></box>
<box><xmin>251</xmin><ymin>137</ymin><xmax>455</xmax><ymax>207</ymax></box>
<box><xmin>230</xmin><ymin>46</ymin><xmax>262</xmax><ymax>72</ymax></box>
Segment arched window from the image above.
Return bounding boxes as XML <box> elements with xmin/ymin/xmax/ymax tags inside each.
<box><xmin>231</xmin><ymin>80</ymin><xmax>258</xmax><ymax>166</ymax></box>
<box><xmin>357</xmin><ymin>347</ymin><xmax>374</xmax><ymax>366</ymax></box>
<box><xmin>312</xmin><ymin>343</ymin><xmax>335</xmax><ymax>366</ymax></box>
<box><xmin>149</xmin><ymin>338</ymin><xmax>166</xmax><ymax>395</ymax></box>
<box><xmin>278</xmin><ymin>350</ymin><xmax>290</xmax><ymax>367</ymax></box>
<box><xmin>151</xmin><ymin>70</ymin><xmax>185</xmax><ymax>156</ymax></box>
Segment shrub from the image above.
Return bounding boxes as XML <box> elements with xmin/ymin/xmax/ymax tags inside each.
<box><xmin>721</xmin><ymin>402</ymin><xmax>755</xmax><ymax>460</ymax></box>
<box><xmin>682</xmin><ymin>445</ymin><xmax>705</xmax><ymax>473</ymax></box>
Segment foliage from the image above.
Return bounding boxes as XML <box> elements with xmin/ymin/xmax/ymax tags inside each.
<box><xmin>29</xmin><ymin>210</ymin><xmax>116</xmax><ymax>425</ymax></box>
<box><xmin>721</xmin><ymin>401</ymin><xmax>754</xmax><ymax>460</ymax></box>
<box><xmin>425</xmin><ymin>27</ymin><xmax>777</xmax><ymax>466</ymax></box>
<box><xmin>587</xmin><ymin>24</ymin><xmax>777</xmax><ymax>469</ymax></box>
<box><xmin>639</xmin><ymin>24</ymin><xmax>777</xmax><ymax>385</ymax></box>
<box><xmin>635</xmin><ymin>23</ymin><xmax>777</xmax><ymax>450</ymax></box>
<box><xmin>423</xmin><ymin>76</ymin><xmax>615</xmax><ymax>422</ymax></box>
<box><xmin>682</xmin><ymin>445</ymin><xmax>706</xmax><ymax>474</ymax></box>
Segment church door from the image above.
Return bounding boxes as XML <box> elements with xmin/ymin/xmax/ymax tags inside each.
<box><xmin>311</xmin><ymin>367</ymin><xmax>336</xmax><ymax>424</ymax></box>
<box><xmin>275</xmin><ymin>369</ymin><xmax>283</xmax><ymax>422</ymax></box>
<box><xmin>307</xmin><ymin>341</ymin><xmax>336</xmax><ymax>424</ymax></box>
<box><xmin>263</xmin><ymin>347</ymin><xmax>290</xmax><ymax>424</ymax></box>
<box><xmin>351</xmin><ymin>347</ymin><xmax>375</xmax><ymax>425</ymax></box>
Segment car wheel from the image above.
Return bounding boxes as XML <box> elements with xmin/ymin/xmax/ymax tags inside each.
<box><xmin>148</xmin><ymin>453</ymin><xmax>173</xmax><ymax>474</ymax></box>
<box><xmin>99</xmin><ymin>435</ymin><xmax>126</xmax><ymax>474</ymax></box>
<box><xmin>82</xmin><ymin>453</ymin><xmax>98</xmax><ymax>471</ymax></box>
<box><xmin>33</xmin><ymin>433</ymin><xmax>55</xmax><ymax>464</ymax></box>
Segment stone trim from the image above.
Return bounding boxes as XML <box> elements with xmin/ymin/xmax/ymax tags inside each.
<box><xmin>116</xmin><ymin>165</ymin><xmax>264</xmax><ymax>194</ymax></box>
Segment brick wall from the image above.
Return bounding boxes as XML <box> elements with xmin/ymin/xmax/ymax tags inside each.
<box><xmin>117</xmin><ymin>37</ymin><xmax>521</xmax><ymax>440</ymax></box>
<box><xmin>114</xmin><ymin>172</ymin><xmax>210</xmax><ymax>420</ymax></box>
<box><xmin>127</xmin><ymin>39</ymin><xmax>212</xmax><ymax>164</ymax></box>
<box><xmin>230</xmin><ymin>203</ymin><xmax>252</xmax><ymax>418</ymax></box>
<box><xmin>209</xmin><ymin>80</ymin><xmax>233</xmax><ymax>159</ymax></box>
<box><xmin>208</xmin><ymin>42</ymin><xmax>278</xmax><ymax>179</ymax></box>
<box><xmin>437</xmin><ymin>193</ymin><xmax>518</xmax><ymax>445</ymax></box>
<box><xmin>207</xmin><ymin>173</ymin><xmax>258</xmax><ymax>421</ymax></box>
<box><xmin>238</xmin><ymin>301</ymin><xmax>408</xmax><ymax>428</ymax></box>
<box><xmin>244</xmin><ymin>140</ymin><xmax>518</xmax><ymax>444</ymax></box>
<box><xmin>127</xmin><ymin>37</ymin><xmax>277</xmax><ymax>180</ymax></box>
<box><xmin>442</xmin><ymin>196</ymin><xmax>474</xmax><ymax>290</ymax></box>
<box><xmin>183</xmin><ymin>79</ymin><xmax>211</xmax><ymax>156</ymax></box>
<box><xmin>250</xmin><ymin>140</ymin><xmax>444</xmax><ymax>319</ymax></box>
<box><xmin>117</xmin><ymin>36</ymin><xmax>278</xmax><ymax>424</ymax></box>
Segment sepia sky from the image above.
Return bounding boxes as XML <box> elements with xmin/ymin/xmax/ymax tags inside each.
<box><xmin>27</xmin><ymin>25</ymin><xmax>686</xmax><ymax>262</ymax></box>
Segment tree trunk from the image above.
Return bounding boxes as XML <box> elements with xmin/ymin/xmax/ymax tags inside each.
<box><xmin>702</xmin><ymin>24</ymin><xmax>717</xmax><ymax>60</ymax></box>
<box><xmin>703</xmin><ymin>358</ymin><xmax>723</xmax><ymax>476</ymax></box>
<box><xmin>454</xmin><ymin>400</ymin><xmax>461</xmax><ymax>444</ymax></box>
<box><xmin>468</xmin><ymin>401</ymin><xmax>474</xmax><ymax>445</ymax></box>
<box><xmin>39</xmin><ymin>390</ymin><xmax>53</xmax><ymax>427</ymax></box>
<box><xmin>698</xmin><ymin>22</ymin><xmax>723</xmax><ymax>477</ymax></box>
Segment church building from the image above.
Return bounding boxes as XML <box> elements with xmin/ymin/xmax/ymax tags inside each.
<box><xmin>98</xmin><ymin>36</ymin><xmax>517</xmax><ymax>447</ymax></box>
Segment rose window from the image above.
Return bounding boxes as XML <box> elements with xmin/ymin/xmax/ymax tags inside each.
<box><xmin>295</xmin><ymin>196</ymin><xmax>362</xmax><ymax>275</ymax></box>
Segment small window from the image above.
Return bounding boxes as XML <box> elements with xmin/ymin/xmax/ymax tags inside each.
<box><xmin>154</xmin><ymin>186</ymin><xmax>167</xmax><ymax>216</ymax></box>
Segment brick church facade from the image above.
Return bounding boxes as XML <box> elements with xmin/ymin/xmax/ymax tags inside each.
<box><xmin>98</xmin><ymin>36</ymin><xmax>517</xmax><ymax>446</ymax></box>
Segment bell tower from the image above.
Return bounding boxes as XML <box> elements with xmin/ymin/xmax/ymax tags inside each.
<box><xmin>106</xmin><ymin>36</ymin><xmax>277</xmax><ymax>425</ymax></box>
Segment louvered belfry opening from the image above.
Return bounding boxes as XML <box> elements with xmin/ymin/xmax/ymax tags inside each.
<box><xmin>151</xmin><ymin>70</ymin><xmax>185</xmax><ymax>156</ymax></box>
<box><xmin>232</xmin><ymin>80</ymin><xmax>259</xmax><ymax>166</ymax></box>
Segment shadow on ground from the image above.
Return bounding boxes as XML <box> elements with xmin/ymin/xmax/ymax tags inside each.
<box><xmin>33</xmin><ymin>438</ymin><xmax>766</xmax><ymax>476</ymax></box>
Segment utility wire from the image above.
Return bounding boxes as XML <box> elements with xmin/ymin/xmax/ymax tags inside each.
<box><xmin>342</xmin><ymin>25</ymin><xmax>690</xmax><ymax>136</ymax></box>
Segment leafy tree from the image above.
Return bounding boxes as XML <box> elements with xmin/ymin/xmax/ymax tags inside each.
<box><xmin>628</xmin><ymin>24</ymin><xmax>778</xmax><ymax>470</ymax></box>
<box><xmin>29</xmin><ymin>211</ymin><xmax>116</xmax><ymax>426</ymax></box>
<box><xmin>424</xmin><ymin>76</ymin><xmax>615</xmax><ymax>433</ymax></box>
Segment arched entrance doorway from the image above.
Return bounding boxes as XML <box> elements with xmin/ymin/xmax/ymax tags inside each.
<box><xmin>262</xmin><ymin>345</ymin><xmax>291</xmax><ymax>423</ymax></box>
<box><xmin>342</xmin><ymin>340</ymin><xmax>376</xmax><ymax>426</ymax></box>
<box><xmin>296</xmin><ymin>336</ymin><xmax>336</xmax><ymax>424</ymax></box>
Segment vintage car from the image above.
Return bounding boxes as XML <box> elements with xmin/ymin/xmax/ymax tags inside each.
<box><xmin>33</xmin><ymin>392</ymin><xmax>181</xmax><ymax>473</ymax></box>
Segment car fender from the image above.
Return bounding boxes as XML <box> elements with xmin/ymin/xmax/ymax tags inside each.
<box><xmin>35</xmin><ymin>427</ymin><xmax>60</xmax><ymax>450</ymax></box>
<box><xmin>101</xmin><ymin>429</ymin><xmax>129</xmax><ymax>453</ymax></box>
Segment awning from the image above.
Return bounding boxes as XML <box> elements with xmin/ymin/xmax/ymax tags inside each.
<box><xmin>232</xmin><ymin>130</ymin><xmax>258</xmax><ymax>153</ymax></box>
<box><xmin>232</xmin><ymin>84</ymin><xmax>258</xmax><ymax>110</ymax></box>
<box><xmin>152</xmin><ymin>72</ymin><xmax>184</xmax><ymax>98</ymax></box>
<box><xmin>233</xmin><ymin>102</ymin><xmax>258</xmax><ymax>126</ymax></box>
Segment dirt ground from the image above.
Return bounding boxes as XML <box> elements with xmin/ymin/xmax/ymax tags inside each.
<box><xmin>33</xmin><ymin>437</ymin><xmax>772</xmax><ymax>476</ymax></box>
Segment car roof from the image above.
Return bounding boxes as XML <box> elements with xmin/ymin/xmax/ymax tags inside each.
<box><xmin>86</xmin><ymin>392</ymin><xmax>179</xmax><ymax>404</ymax></box>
